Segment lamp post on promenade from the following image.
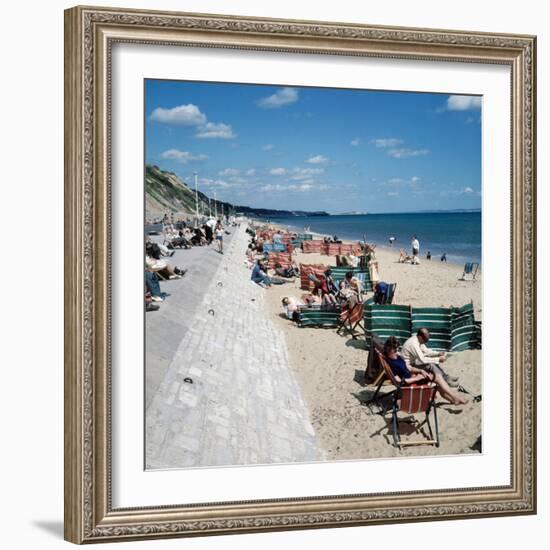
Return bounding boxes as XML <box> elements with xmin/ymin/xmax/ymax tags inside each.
<box><xmin>194</xmin><ymin>172</ymin><xmax>199</xmax><ymax>226</ymax></box>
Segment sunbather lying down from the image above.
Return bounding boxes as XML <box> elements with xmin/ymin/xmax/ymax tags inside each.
<box><xmin>281</xmin><ymin>293</ymin><xmax>325</xmax><ymax>320</ymax></box>
<box><xmin>398</xmin><ymin>249</ymin><xmax>413</xmax><ymax>263</ymax></box>
<box><xmin>145</xmin><ymin>255</ymin><xmax>187</xmax><ymax>279</ymax></box>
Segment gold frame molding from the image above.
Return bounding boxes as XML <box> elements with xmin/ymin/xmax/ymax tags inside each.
<box><xmin>64</xmin><ymin>5</ymin><xmax>537</xmax><ymax>544</ymax></box>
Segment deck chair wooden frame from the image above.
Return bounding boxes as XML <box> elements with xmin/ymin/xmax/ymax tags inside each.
<box><xmin>336</xmin><ymin>301</ymin><xmax>365</xmax><ymax>339</ymax></box>
<box><xmin>375</xmin><ymin>350</ymin><xmax>440</xmax><ymax>449</ymax></box>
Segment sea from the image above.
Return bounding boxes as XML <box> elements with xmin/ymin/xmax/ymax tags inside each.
<box><xmin>267</xmin><ymin>212</ymin><xmax>481</xmax><ymax>265</ymax></box>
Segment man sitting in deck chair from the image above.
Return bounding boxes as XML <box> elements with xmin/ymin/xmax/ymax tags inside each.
<box><xmin>344</xmin><ymin>271</ymin><xmax>363</xmax><ymax>300</ymax></box>
<box><xmin>400</xmin><ymin>328</ymin><xmax>459</xmax><ymax>387</ymax></box>
<box><xmin>384</xmin><ymin>337</ymin><xmax>467</xmax><ymax>405</ymax></box>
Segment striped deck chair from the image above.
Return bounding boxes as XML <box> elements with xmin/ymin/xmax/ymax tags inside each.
<box><xmin>336</xmin><ymin>302</ymin><xmax>365</xmax><ymax>339</ymax></box>
<box><xmin>364</xmin><ymin>304</ymin><xmax>412</xmax><ymax>347</ymax></box>
<box><xmin>451</xmin><ymin>302</ymin><xmax>480</xmax><ymax>351</ymax></box>
<box><xmin>411</xmin><ymin>307</ymin><xmax>452</xmax><ymax>352</ymax></box>
<box><xmin>459</xmin><ymin>262</ymin><xmax>480</xmax><ymax>281</ymax></box>
<box><xmin>298</xmin><ymin>305</ymin><xmax>342</xmax><ymax>328</ymax></box>
<box><xmin>376</xmin><ymin>350</ymin><xmax>440</xmax><ymax>448</ymax></box>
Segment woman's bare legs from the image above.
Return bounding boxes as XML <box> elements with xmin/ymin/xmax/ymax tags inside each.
<box><xmin>433</xmin><ymin>373</ymin><xmax>467</xmax><ymax>405</ymax></box>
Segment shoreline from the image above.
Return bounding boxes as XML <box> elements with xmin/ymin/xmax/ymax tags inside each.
<box><xmin>261</xmin><ymin>212</ymin><xmax>482</xmax><ymax>267</ymax></box>
<box><xmin>259</xmin><ymin>220</ymin><xmax>477</xmax><ymax>271</ymax></box>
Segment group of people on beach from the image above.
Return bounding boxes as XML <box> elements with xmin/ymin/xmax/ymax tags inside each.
<box><xmin>144</xmin><ymin>217</ymin><xmax>227</xmax><ymax>311</ymax></box>
<box><xmin>396</xmin><ymin>235</ymin><xmax>448</xmax><ymax>264</ymax></box>
<box><xmin>248</xmin><ymin>223</ymin><xmax>469</xmax><ymax>410</ymax></box>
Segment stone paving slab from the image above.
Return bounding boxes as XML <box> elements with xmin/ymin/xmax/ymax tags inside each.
<box><xmin>146</xmin><ymin>225</ymin><xmax>319</xmax><ymax>469</ymax></box>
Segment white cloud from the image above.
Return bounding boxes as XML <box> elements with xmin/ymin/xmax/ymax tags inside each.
<box><xmin>371</xmin><ymin>138</ymin><xmax>403</xmax><ymax>148</ymax></box>
<box><xmin>306</xmin><ymin>155</ymin><xmax>329</xmax><ymax>165</ymax></box>
<box><xmin>411</xmin><ymin>176</ymin><xmax>421</xmax><ymax>182</ymax></box>
<box><xmin>150</xmin><ymin>104</ymin><xmax>207</xmax><ymax>126</ymax></box>
<box><xmin>246</xmin><ymin>168</ymin><xmax>256</xmax><ymax>176</ymax></box>
<box><xmin>387</xmin><ymin>191</ymin><xmax>399</xmax><ymax>197</ymax></box>
<box><xmin>351</xmin><ymin>138</ymin><xmax>360</xmax><ymax>146</ymax></box>
<box><xmin>159</xmin><ymin>149</ymin><xmax>207</xmax><ymax>163</ymax></box>
<box><xmin>269</xmin><ymin>167</ymin><xmax>287</xmax><ymax>176</ymax></box>
<box><xmin>199</xmin><ymin>178</ymin><xmax>230</xmax><ymax>188</ymax></box>
<box><xmin>290</xmin><ymin>167</ymin><xmax>324</xmax><ymax>180</ymax></box>
<box><xmin>258</xmin><ymin>87</ymin><xmax>299</xmax><ymax>109</ymax></box>
<box><xmin>195</xmin><ymin>122</ymin><xmax>236</xmax><ymax>139</ymax></box>
<box><xmin>387</xmin><ymin>148</ymin><xmax>430</xmax><ymax>159</ymax></box>
<box><xmin>260</xmin><ymin>182</ymin><xmax>316</xmax><ymax>193</ymax></box>
<box><xmin>218</xmin><ymin>168</ymin><xmax>240</xmax><ymax>176</ymax></box>
<box><xmin>462</xmin><ymin>186</ymin><xmax>474</xmax><ymax>194</ymax></box>
<box><xmin>446</xmin><ymin>95</ymin><xmax>482</xmax><ymax>111</ymax></box>
<box><xmin>262</xmin><ymin>144</ymin><xmax>274</xmax><ymax>151</ymax></box>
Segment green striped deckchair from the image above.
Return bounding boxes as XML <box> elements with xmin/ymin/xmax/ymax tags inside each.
<box><xmin>411</xmin><ymin>307</ymin><xmax>452</xmax><ymax>351</ymax></box>
<box><xmin>298</xmin><ymin>233</ymin><xmax>313</xmax><ymax>240</ymax></box>
<box><xmin>364</xmin><ymin>304</ymin><xmax>412</xmax><ymax>347</ymax></box>
<box><xmin>329</xmin><ymin>267</ymin><xmax>373</xmax><ymax>292</ymax></box>
<box><xmin>298</xmin><ymin>305</ymin><xmax>342</xmax><ymax>328</ymax></box>
<box><xmin>451</xmin><ymin>302</ymin><xmax>479</xmax><ymax>351</ymax></box>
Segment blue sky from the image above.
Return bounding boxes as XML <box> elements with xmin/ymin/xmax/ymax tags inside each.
<box><xmin>145</xmin><ymin>80</ymin><xmax>481</xmax><ymax>214</ymax></box>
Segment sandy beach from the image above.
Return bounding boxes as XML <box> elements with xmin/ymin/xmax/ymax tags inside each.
<box><xmin>264</xmin><ymin>242</ymin><xmax>482</xmax><ymax>459</ymax></box>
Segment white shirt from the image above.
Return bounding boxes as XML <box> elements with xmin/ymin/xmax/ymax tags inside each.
<box><xmin>400</xmin><ymin>335</ymin><xmax>440</xmax><ymax>367</ymax></box>
<box><xmin>412</xmin><ymin>239</ymin><xmax>420</xmax><ymax>251</ymax></box>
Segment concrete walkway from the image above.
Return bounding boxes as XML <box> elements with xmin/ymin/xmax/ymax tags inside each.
<box><xmin>145</xmin><ymin>231</ymin><xmax>236</xmax><ymax>408</ymax></box>
<box><xmin>146</xmin><ymin>225</ymin><xmax>319</xmax><ymax>469</ymax></box>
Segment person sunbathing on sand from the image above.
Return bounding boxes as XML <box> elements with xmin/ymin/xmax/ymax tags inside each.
<box><xmin>398</xmin><ymin>248</ymin><xmax>413</xmax><ymax>263</ymax></box>
<box><xmin>383</xmin><ymin>337</ymin><xmax>467</xmax><ymax>405</ymax></box>
<box><xmin>281</xmin><ymin>294</ymin><xmax>319</xmax><ymax>321</ymax></box>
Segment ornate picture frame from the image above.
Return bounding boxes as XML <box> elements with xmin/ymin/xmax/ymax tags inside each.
<box><xmin>64</xmin><ymin>5</ymin><xmax>536</xmax><ymax>544</ymax></box>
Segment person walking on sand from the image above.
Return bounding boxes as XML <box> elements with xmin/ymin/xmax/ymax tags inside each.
<box><xmin>411</xmin><ymin>235</ymin><xmax>420</xmax><ymax>257</ymax></box>
<box><xmin>389</xmin><ymin>236</ymin><xmax>396</xmax><ymax>247</ymax></box>
<box><xmin>215</xmin><ymin>220</ymin><xmax>224</xmax><ymax>254</ymax></box>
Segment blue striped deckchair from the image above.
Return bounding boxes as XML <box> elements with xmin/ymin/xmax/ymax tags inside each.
<box><xmin>411</xmin><ymin>307</ymin><xmax>452</xmax><ymax>351</ymax></box>
<box><xmin>451</xmin><ymin>302</ymin><xmax>480</xmax><ymax>351</ymax></box>
<box><xmin>364</xmin><ymin>304</ymin><xmax>412</xmax><ymax>347</ymax></box>
<box><xmin>460</xmin><ymin>262</ymin><xmax>480</xmax><ymax>281</ymax></box>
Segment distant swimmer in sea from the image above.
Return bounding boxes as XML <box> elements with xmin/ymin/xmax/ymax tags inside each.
<box><xmin>389</xmin><ymin>236</ymin><xmax>396</xmax><ymax>247</ymax></box>
<box><xmin>441</xmin><ymin>252</ymin><xmax>447</xmax><ymax>262</ymax></box>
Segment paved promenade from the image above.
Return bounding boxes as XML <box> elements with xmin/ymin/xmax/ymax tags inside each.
<box><xmin>146</xmin><ymin>225</ymin><xmax>319</xmax><ymax>469</ymax></box>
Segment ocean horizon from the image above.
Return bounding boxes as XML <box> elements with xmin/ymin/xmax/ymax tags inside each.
<box><xmin>265</xmin><ymin>211</ymin><xmax>481</xmax><ymax>265</ymax></box>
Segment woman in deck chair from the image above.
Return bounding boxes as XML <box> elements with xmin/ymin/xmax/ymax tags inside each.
<box><xmin>383</xmin><ymin>337</ymin><xmax>467</xmax><ymax>405</ymax></box>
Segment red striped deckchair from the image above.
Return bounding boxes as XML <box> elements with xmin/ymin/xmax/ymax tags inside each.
<box><xmin>376</xmin><ymin>350</ymin><xmax>440</xmax><ymax>449</ymax></box>
<box><xmin>337</xmin><ymin>302</ymin><xmax>365</xmax><ymax>339</ymax></box>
